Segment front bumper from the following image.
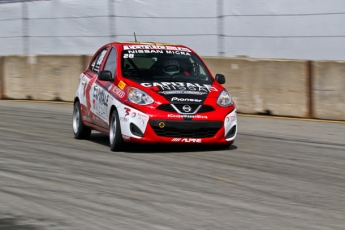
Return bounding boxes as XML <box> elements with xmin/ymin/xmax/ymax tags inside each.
<box><xmin>118</xmin><ymin>104</ymin><xmax>237</xmax><ymax>145</ymax></box>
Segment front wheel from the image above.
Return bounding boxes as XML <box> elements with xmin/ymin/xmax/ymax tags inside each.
<box><xmin>73</xmin><ymin>101</ymin><xmax>91</xmax><ymax>139</ymax></box>
<box><xmin>109</xmin><ymin>110</ymin><xmax>124</xmax><ymax>152</ymax></box>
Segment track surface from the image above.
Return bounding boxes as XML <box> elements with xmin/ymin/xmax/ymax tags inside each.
<box><xmin>0</xmin><ymin>101</ymin><xmax>345</xmax><ymax>230</ymax></box>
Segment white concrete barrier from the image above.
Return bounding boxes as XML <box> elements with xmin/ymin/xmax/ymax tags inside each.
<box><xmin>203</xmin><ymin>57</ymin><xmax>309</xmax><ymax>118</ymax></box>
<box><xmin>0</xmin><ymin>57</ymin><xmax>4</xmax><ymax>99</ymax></box>
<box><xmin>313</xmin><ymin>61</ymin><xmax>345</xmax><ymax>120</ymax></box>
<box><xmin>3</xmin><ymin>55</ymin><xmax>85</xmax><ymax>101</ymax></box>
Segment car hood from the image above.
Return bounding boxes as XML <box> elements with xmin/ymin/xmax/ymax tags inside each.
<box><xmin>136</xmin><ymin>80</ymin><xmax>223</xmax><ymax>104</ymax></box>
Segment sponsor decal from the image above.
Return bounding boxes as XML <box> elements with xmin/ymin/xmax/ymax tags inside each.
<box><xmin>121</xmin><ymin>107</ymin><xmax>149</xmax><ymax>126</ymax></box>
<box><xmin>226</xmin><ymin>115</ymin><xmax>236</xmax><ymax>123</ymax></box>
<box><xmin>118</xmin><ymin>81</ymin><xmax>126</xmax><ymax>90</ymax></box>
<box><xmin>112</xmin><ymin>86</ymin><xmax>125</xmax><ymax>98</ymax></box>
<box><xmin>120</xmin><ymin>117</ymin><xmax>129</xmax><ymax>122</ymax></box>
<box><xmin>137</xmin><ymin>113</ymin><xmax>149</xmax><ymax>119</ymax></box>
<box><xmin>158</xmin><ymin>122</ymin><xmax>165</xmax><ymax>128</ymax></box>
<box><xmin>165</xmin><ymin>50</ymin><xmax>191</xmax><ymax>56</ymax></box>
<box><xmin>124</xmin><ymin>107</ymin><xmax>131</xmax><ymax>117</ymax></box>
<box><xmin>168</xmin><ymin>114</ymin><xmax>208</xmax><ymax>119</ymax></box>
<box><xmin>127</xmin><ymin>50</ymin><xmax>190</xmax><ymax>56</ymax></box>
<box><xmin>92</xmin><ymin>85</ymin><xmax>109</xmax><ymax>118</ymax></box>
<box><xmin>172</xmin><ymin>138</ymin><xmax>181</xmax><ymax>142</ymax></box>
<box><xmin>171</xmin><ymin>138</ymin><xmax>202</xmax><ymax>143</ymax></box>
<box><xmin>159</xmin><ymin>90</ymin><xmax>206</xmax><ymax>95</ymax></box>
<box><xmin>136</xmin><ymin>112</ymin><xmax>149</xmax><ymax>126</ymax></box>
<box><xmin>123</xmin><ymin>45</ymin><xmax>191</xmax><ymax>52</ymax></box>
<box><xmin>141</xmin><ymin>82</ymin><xmax>217</xmax><ymax>93</ymax></box>
<box><xmin>171</xmin><ymin>97</ymin><xmax>202</xmax><ymax>103</ymax></box>
<box><xmin>128</xmin><ymin>50</ymin><xmax>163</xmax><ymax>54</ymax></box>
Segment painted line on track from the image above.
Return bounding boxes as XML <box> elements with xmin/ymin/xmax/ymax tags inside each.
<box><xmin>1</xmin><ymin>99</ymin><xmax>344</xmax><ymax>124</ymax></box>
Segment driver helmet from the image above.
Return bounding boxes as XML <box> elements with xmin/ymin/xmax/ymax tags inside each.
<box><xmin>162</xmin><ymin>60</ymin><xmax>180</xmax><ymax>76</ymax></box>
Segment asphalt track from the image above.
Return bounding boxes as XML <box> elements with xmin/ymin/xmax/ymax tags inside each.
<box><xmin>0</xmin><ymin>100</ymin><xmax>345</xmax><ymax>230</ymax></box>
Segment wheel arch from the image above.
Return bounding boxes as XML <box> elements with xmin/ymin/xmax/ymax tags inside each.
<box><xmin>109</xmin><ymin>104</ymin><xmax>125</xmax><ymax>151</ymax></box>
<box><xmin>109</xmin><ymin>105</ymin><xmax>117</xmax><ymax>122</ymax></box>
<box><xmin>74</xmin><ymin>97</ymin><xmax>79</xmax><ymax>105</ymax></box>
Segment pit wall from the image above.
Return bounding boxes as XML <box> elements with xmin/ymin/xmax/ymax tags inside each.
<box><xmin>0</xmin><ymin>55</ymin><xmax>344</xmax><ymax>121</ymax></box>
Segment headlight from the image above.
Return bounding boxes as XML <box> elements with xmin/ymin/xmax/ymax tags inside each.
<box><xmin>127</xmin><ymin>87</ymin><xmax>154</xmax><ymax>105</ymax></box>
<box><xmin>217</xmin><ymin>90</ymin><xmax>233</xmax><ymax>107</ymax></box>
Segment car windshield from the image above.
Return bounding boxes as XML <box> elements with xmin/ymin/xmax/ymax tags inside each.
<box><xmin>121</xmin><ymin>49</ymin><xmax>213</xmax><ymax>83</ymax></box>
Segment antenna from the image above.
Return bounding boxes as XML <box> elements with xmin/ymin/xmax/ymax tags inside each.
<box><xmin>134</xmin><ymin>32</ymin><xmax>137</xmax><ymax>42</ymax></box>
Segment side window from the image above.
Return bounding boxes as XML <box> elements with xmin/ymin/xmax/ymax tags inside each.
<box><xmin>90</xmin><ymin>48</ymin><xmax>108</xmax><ymax>73</ymax></box>
<box><xmin>103</xmin><ymin>48</ymin><xmax>117</xmax><ymax>79</ymax></box>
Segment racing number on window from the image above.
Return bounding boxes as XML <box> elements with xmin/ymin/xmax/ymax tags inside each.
<box><xmin>123</xmin><ymin>53</ymin><xmax>134</xmax><ymax>58</ymax></box>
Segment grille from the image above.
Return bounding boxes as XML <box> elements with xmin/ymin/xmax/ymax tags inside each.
<box><xmin>150</xmin><ymin>120</ymin><xmax>222</xmax><ymax>138</ymax></box>
<box><xmin>173</xmin><ymin>104</ymin><xmax>200</xmax><ymax>113</ymax></box>
<box><xmin>157</xmin><ymin>104</ymin><xmax>214</xmax><ymax>113</ymax></box>
<box><xmin>197</xmin><ymin>105</ymin><xmax>214</xmax><ymax>113</ymax></box>
<box><xmin>156</xmin><ymin>104</ymin><xmax>175</xmax><ymax>112</ymax></box>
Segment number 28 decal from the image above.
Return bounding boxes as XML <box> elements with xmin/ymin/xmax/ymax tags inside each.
<box><xmin>123</xmin><ymin>54</ymin><xmax>134</xmax><ymax>58</ymax></box>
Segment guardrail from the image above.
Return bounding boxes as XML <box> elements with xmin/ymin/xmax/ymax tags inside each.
<box><xmin>0</xmin><ymin>55</ymin><xmax>344</xmax><ymax>121</ymax></box>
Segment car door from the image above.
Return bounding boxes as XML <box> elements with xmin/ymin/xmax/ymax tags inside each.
<box><xmin>90</xmin><ymin>46</ymin><xmax>118</xmax><ymax>129</ymax></box>
<box><xmin>81</xmin><ymin>47</ymin><xmax>109</xmax><ymax>126</ymax></box>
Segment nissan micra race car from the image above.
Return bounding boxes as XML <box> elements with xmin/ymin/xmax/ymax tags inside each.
<box><xmin>73</xmin><ymin>41</ymin><xmax>237</xmax><ymax>151</ymax></box>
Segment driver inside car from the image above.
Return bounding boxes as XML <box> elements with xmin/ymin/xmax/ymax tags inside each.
<box><xmin>162</xmin><ymin>59</ymin><xmax>192</xmax><ymax>77</ymax></box>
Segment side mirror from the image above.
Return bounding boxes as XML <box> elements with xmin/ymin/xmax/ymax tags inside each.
<box><xmin>98</xmin><ymin>70</ymin><xmax>113</xmax><ymax>81</ymax></box>
<box><xmin>215</xmin><ymin>74</ymin><xmax>225</xmax><ymax>84</ymax></box>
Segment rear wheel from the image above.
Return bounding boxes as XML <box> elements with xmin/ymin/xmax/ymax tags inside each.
<box><xmin>109</xmin><ymin>110</ymin><xmax>124</xmax><ymax>152</ymax></box>
<box><xmin>73</xmin><ymin>101</ymin><xmax>91</xmax><ymax>139</ymax></box>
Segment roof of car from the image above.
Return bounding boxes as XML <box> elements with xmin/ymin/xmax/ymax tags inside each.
<box><xmin>118</xmin><ymin>41</ymin><xmax>184</xmax><ymax>47</ymax></box>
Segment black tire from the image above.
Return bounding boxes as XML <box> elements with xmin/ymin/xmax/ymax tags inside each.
<box><xmin>73</xmin><ymin>101</ymin><xmax>91</xmax><ymax>139</ymax></box>
<box><xmin>109</xmin><ymin>110</ymin><xmax>124</xmax><ymax>152</ymax></box>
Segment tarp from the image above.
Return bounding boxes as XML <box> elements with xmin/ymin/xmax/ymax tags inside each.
<box><xmin>0</xmin><ymin>0</ymin><xmax>345</xmax><ymax>60</ymax></box>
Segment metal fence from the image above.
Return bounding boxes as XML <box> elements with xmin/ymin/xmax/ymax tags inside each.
<box><xmin>1</xmin><ymin>0</ymin><xmax>345</xmax><ymax>60</ymax></box>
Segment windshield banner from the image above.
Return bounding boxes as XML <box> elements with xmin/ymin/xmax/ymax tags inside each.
<box><xmin>141</xmin><ymin>82</ymin><xmax>217</xmax><ymax>93</ymax></box>
<box><xmin>123</xmin><ymin>45</ymin><xmax>191</xmax><ymax>52</ymax></box>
